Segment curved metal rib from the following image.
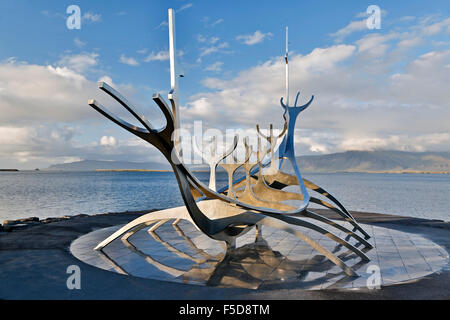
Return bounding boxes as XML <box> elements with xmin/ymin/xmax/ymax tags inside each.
<box><xmin>302</xmin><ymin>210</ymin><xmax>373</xmax><ymax>249</ymax></box>
<box><xmin>152</xmin><ymin>93</ymin><xmax>175</xmax><ymax>138</ymax></box>
<box><xmin>256</xmin><ymin>216</ymin><xmax>358</xmax><ymax>277</ymax></box>
<box><xmin>193</xmin><ymin>135</ymin><xmax>239</xmax><ymax>191</ymax></box>
<box><xmin>262</xmin><ymin>169</ymin><xmax>370</xmax><ymax>239</ymax></box>
<box><xmin>148</xmin><ymin>227</ymin><xmax>207</xmax><ymax>264</ymax></box>
<box><xmin>99</xmin><ymin>82</ymin><xmax>155</xmax><ymax>132</ymax></box>
<box><xmin>94</xmin><ymin>206</ymin><xmax>192</xmax><ymax>250</ymax></box>
<box><xmin>88</xmin><ymin>99</ymin><xmax>149</xmax><ymax>136</ymax></box>
<box><xmin>303</xmin><ymin>178</ymin><xmax>357</xmax><ymax>222</ymax></box>
<box><xmin>172</xmin><ymin>223</ymin><xmax>225</xmax><ymax>260</ymax></box>
<box><xmin>171</xmin><ymin>164</ymin><xmax>370</xmax><ymax>265</ymax></box>
<box><xmin>122</xmin><ymin>238</ymin><xmax>185</xmax><ymax>278</ymax></box>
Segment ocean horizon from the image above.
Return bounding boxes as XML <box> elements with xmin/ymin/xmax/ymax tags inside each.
<box><xmin>0</xmin><ymin>170</ymin><xmax>449</xmax><ymax>223</ymax></box>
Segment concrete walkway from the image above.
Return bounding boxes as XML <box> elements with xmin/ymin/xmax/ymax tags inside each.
<box><xmin>0</xmin><ymin>210</ymin><xmax>448</xmax><ymax>299</ymax></box>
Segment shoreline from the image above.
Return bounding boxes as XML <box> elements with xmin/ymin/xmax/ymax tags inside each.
<box><xmin>1</xmin><ymin>207</ymin><xmax>448</xmax><ymax>232</ymax></box>
<box><xmin>95</xmin><ymin>169</ymin><xmax>172</xmax><ymax>172</ymax></box>
<box><xmin>97</xmin><ymin>169</ymin><xmax>450</xmax><ymax>174</ymax></box>
<box><xmin>5</xmin><ymin>169</ymin><xmax>449</xmax><ymax>174</ymax></box>
<box><xmin>308</xmin><ymin>170</ymin><xmax>450</xmax><ymax>174</ymax></box>
<box><xmin>302</xmin><ymin>170</ymin><xmax>450</xmax><ymax>174</ymax></box>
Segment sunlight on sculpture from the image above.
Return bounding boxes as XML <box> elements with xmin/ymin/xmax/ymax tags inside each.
<box><xmin>88</xmin><ymin>8</ymin><xmax>373</xmax><ymax>277</ymax></box>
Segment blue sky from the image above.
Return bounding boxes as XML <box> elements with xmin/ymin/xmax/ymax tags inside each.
<box><xmin>0</xmin><ymin>0</ymin><xmax>449</xmax><ymax>169</ymax></box>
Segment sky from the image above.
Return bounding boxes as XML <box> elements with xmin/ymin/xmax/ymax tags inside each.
<box><xmin>0</xmin><ymin>0</ymin><xmax>449</xmax><ymax>169</ymax></box>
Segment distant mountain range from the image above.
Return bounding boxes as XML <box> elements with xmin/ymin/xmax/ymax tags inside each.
<box><xmin>296</xmin><ymin>150</ymin><xmax>450</xmax><ymax>173</ymax></box>
<box><xmin>46</xmin><ymin>151</ymin><xmax>450</xmax><ymax>173</ymax></box>
<box><xmin>47</xmin><ymin>160</ymin><xmax>170</xmax><ymax>171</ymax></box>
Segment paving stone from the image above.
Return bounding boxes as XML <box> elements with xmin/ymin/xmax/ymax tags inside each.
<box><xmin>70</xmin><ymin>221</ymin><xmax>449</xmax><ymax>290</ymax></box>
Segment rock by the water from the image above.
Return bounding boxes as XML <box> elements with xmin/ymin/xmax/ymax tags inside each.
<box><xmin>18</xmin><ymin>217</ymin><xmax>39</xmax><ymax>223</ymax></box>
<box><xmin>2</xmin><ymin>218</ymin><xmax>41</xmax><ymax>232</ymax></box>
<box><xmin>3</xmin><ymin>223</ymin><xmax>29</xmax><ymax>232</ymax></box>
<box><xmin>40</xmin><ymin>218</ymin><xmax>63</xmax><ymax>224</ymax></box>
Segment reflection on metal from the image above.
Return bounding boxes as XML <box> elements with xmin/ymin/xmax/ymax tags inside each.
<box><xmin>97</xmin><ymin>249</ymin><xmax>129</xmax><ymax>275</ymax></box>
<box><xmin>193</xmin><ymin>135</ymin><xmax>238</xmax><ymax>191</ymax></box>
<box><xmin>122</xmin><ymin>237</ymin><xmax>186</xmax><ymax>278</ymax></box>
<box><xmin>97</xmin><ymin>221</ymin><xmax>367</xmax><ymax>289</ymax></box>
<box><xmin>172</xmin><ymin>223</ymin><xmax>227</xmax><ymax>260</ymax></box>
<box><xmin>89</xmin><ymin>9</ymin><xmax>373</xmax><ymax>277</ymax></box>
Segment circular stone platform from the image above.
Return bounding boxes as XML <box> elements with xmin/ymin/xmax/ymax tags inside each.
<box><xmin>70</xmin><ymin>219</ymin><xmax>448</xmax><ymax>290</ymax></box>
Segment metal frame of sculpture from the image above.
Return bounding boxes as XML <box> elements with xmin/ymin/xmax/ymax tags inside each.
<box><xmin>89</xmin><ymin>9</ymin><xmax>373</xmax><ymax>277</ymax></box>
<box><xmin>97</xmin><ymin>220</ymin><xmax>366</xmax><ymax>288</ymax></box>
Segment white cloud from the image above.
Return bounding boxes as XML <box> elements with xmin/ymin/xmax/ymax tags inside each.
<box><xmin>211</xmin><ymin>18</ymin><xmax>224</xmax><ymax>27</ymax></box>
<box><xmin>197</xmin><ymin>35</ymin><xmax>207</xmax><ymax>43</ymax></box>
<box><xmin>156</xmin><ymin>20</ymin><xmax>168</xmax><ymax>29</ymax></box>
<box><xmin>119</xmin><ymin>54</ymin><xmax>139</xmax><ymax>66</ymax></box>
<box><xmin>337</xmin><ymin>134</ymin><xmax>450</xmax><ymax>153</ymax></box>
<box><xmin>199</xmin><ymin>42</ymin><xmax>229</xmax><ymax>58</ymax></box>
<box><xmin>82</xmin><ymin>12</ymin><xmax>101</xmax><ymax>23</ymax></box>
<box><xmin>0</xmin><ymin>123</ymin><xmax>165</xmax><ymax>169</ymax></box>
<box><xmin>41</xmin><ymin>10</ymin><xmax>65</xmax><ymax>19</ymax></box>
<box><xmin>74</xmin><ymin>38</ymin><xmax>86</xmax><ymax>48</ymax></box>
<box><xmin>388</xmin><ymin>50</ymin><xmax>450</xmax><ymax>107</ymax></box>
<box><xmin>144</xmin><ymin>50</ymin><xmax>169</xmax><ymax>62</ymax></box>
<box><xmin>421</xmin><ymin>17</ymin><xmax>450</xmax><ymax>35</ymax></box>
<box><xmin>184</xmin><ymin>44</ymin><xmax>357</xmax><ymax>125</ymax></box>
<box><xmin>397</xmin><ymin>37</ymin><xmax>423</xmax><ymax>49</ymax></box>
<box><xmin>100</xmin><ymin>136</ymin><xmax>118</xmax><ymax>147</ymax></box>
<box><xmin>398</xmin><ymin>16</ymin><xmax>416</xmax><ymax>22</ymax></box>
<box><xmin>201</xmin><ymin>17</ymin><xmax>224</xmax><ymax>28</ymax></box>
<box><xmin>0</xmin><ymin>61</ymin><xmax>96</xmax><ymax>124</ymax></box>
<box><xmin>354</xmin><ymin>33</ymin><xmax>397</xmax><ymax>62</ymax></box>
<box><xmin>236</xmin><ymin>31</ymin><xmax>273</xmax><ymax>45</ymax></box>
<box><xmin>181</xmin><ymin>20</ymin><xmax>450</xmax><ymax>155</ymax></box>
<box><xmin>204</xmin><ymin>61</ymin><xmax>223</xmax><ymax>72</ymax></box>
<box><xmin>0</xmin><ymin>126</ymin><xmax>32</xmax><ymax>146</ymax></box>
<box><xmin>197</xmin><ymin>35</ymin><xmax>220</xmax><ymax>44</ymax></box>
<box><xmin>0</xmin><ymin>58</ymin><xmax>166</xmax><ymax>168</ymax></box>
<box><xmin>143</xmin><ymin>50</ymin><xmax>184</xmax><ymax>62</ymax></box>
<box><xmin>355</xmin><ymin>9</ymin><xmax>388</xmax><ymax>19</ymax></box>
<box><xmin>209</xmin><ymin>37</ymin><xmax>220</xmax><ymax>44</ymax></box>
<box><xmin>330</xmin><ymin>19</ymin><xmax>367</xmax><ymax>43</ymax></box>
<box><xmin>177</xmin><ymin>3</ymin><xmax>193</xmax><ymax>13</ymax></box>
<box><xmin>57</xmin><ymin>52</ymin><xmax>99</xmax><ymax>73</ymax></box>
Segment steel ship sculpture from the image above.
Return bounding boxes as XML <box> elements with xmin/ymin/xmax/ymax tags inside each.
<box><xmin>88</xmin><ymin>9</ymin><xmax>373</xmax><ymax>277</ymax></box>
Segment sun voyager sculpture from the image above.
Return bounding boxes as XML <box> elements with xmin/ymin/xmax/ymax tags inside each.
<box><xmin>89</xmin><ymin>9</ymin><xmax>373</xmax><ymax>277</ymax></box>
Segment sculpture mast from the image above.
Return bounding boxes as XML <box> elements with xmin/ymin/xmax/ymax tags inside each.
<box><xmin>168</xmin><ymin>8</ymin><xmax>180</xmax><ymax>146</ymax></box>
<box><xmin>285</xmin><ymin>26</ymin><xmax>289</xmax><ymax>107</ymax></box>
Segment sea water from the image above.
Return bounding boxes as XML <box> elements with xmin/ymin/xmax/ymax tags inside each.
<box><xmin>0</xmin><ymin>171</ymin><xmax>448</xmax><ymax>222</ymax></box>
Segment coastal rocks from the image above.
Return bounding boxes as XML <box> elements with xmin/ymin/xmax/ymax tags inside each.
<box><xmin>40</xmin><ymin>216</ymin><xmax>71</xmax><ymax>224</ymax></box>
<box><xmin>4</xmin><ymin>217</ymin><xmax>39</xmax><ymax>224</ymax></box>
<box><xmin>2</xmin><ymin>218</ymin><xmax>41</xmax><ymax>232</ymax></box>
<box><xmin>0</xmin><ymin>211</ymin><xmax>146</xmax><ymax>233</ymax></box>
<box><xmin>3</xmin><ymin>224</ymin><xmax>29</xmax><ymax>232</ymax></box>
<box><xmin>73</xmin><ymin>214</ymin><xmax>89</xmax><ymax>218</ymax></box>
<box><xmin>40</xmin><ymin>218</ymin><xmax>60</xmax><ymax>224</ymax></box>
<box><xmin>19</xmin><ymin>217</ymin><xmax>39</xmax><ymax>223</ymax></box>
